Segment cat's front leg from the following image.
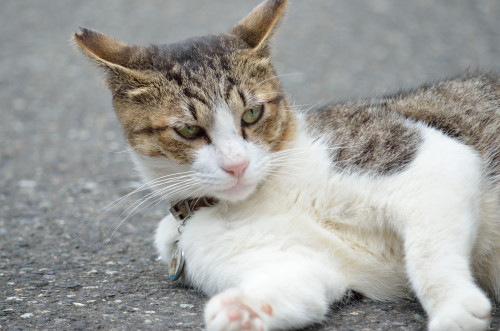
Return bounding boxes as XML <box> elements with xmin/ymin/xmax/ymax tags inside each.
<box><xmin>203</xmin><ymin>258</ymin><xmax>347</xmax><ymax>331</ymax></box>
<box><xmin>205</xmin><ymin>288</ymin><xmax>270</xmax><ymax>331</ymax></box>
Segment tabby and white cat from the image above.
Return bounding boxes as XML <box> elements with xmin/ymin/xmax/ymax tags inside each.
<box><xmin>74</xmin><ymin>0</ymin><xmax>500</xmax><ymax>330</ymax></box>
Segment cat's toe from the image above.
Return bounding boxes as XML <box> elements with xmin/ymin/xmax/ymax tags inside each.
<box><xmin>205</xmin><ymin>289</ymin><xmax>269</xmax><ymax>331</ymax></box>
<box><xmin>428</xmin><ymin>289</ymin><xmax>491</xmax><ymax>331</ymax></box>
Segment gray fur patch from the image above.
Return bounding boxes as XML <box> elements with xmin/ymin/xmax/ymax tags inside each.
<box><xmin>305</xmin><ymin>72</ymin><xmax>500</xmax><ymax>178</ymax></box>
<box><xmin>305</xmin><ymin>101</ymin><xmax>422</xmax><ymax>175</ymax></box>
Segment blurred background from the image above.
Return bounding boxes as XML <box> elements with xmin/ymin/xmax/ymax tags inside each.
<box><xmin>1</xmin><ymin>0</ymin><xmax>499</xmax><ymax>329</ymax></box>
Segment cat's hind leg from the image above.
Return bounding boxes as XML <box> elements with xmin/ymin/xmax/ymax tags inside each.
<box><xmin>393</xmin><ymin>129</ymin><xmax>492</xmax><ymax>331</ymax></box>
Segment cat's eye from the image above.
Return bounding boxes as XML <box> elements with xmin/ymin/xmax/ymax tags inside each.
<box><xmin>175</xmin><ymin>125</ymin><xmax>204</xmax><ymax>139</ymax></box>
<box><xmin>242</xmin><ymin>105</ymin><xmax>264</xmax><ymax>125</ymax></box>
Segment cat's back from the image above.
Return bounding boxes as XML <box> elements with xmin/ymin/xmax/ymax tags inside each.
<box><xmin>389</xmin><ymin>72</ymin><xmax>500</xmax><ymax>176</ymax></box>
<box><xmin>304</xmin><ymin>72</ymin><xmax>500</xmax><ymax>178</ymax></box>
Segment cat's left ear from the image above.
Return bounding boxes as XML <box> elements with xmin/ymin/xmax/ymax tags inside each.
<box><xmin>228</xmin><ymin>0</ymin><xmax>287</xmax><ymax>54</ymax></box>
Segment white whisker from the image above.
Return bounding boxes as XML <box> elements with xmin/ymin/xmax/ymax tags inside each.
<box><xmin>100</xmin><ymin>171</ymin><xmax>198</xmax><ymax>212</ymax></box>
<box><xmin>104</xmin><ymin>179</ymin><xmax>204</xmax><ymax>244</ymax></box>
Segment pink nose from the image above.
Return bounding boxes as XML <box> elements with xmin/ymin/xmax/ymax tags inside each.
<box><xmin>222</xmin><ymin>159</ymin><xmax>249</xmax><ymax>178</ymax></box>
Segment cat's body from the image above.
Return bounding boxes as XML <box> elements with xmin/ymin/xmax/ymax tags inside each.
<box><xmin>75</xmin><ymin>0</ymin><xmax>500</xmax><ymax>330</ymax></box>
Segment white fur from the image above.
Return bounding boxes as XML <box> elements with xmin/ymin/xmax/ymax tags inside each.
<box><xmin>147</xmin><ymin>118</ymin><xmax>499</xmax><ymax>330</ymax></box>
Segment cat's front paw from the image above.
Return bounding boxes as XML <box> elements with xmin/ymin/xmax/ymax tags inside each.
<box><xmin>428</xmin><ymin>289</ymin><xmax>491</xmax><ymax>331</ymax></box>
<box><xmin>205</xmin><ymin>289</ymin><xmax>273</xmax><ymax>331</ymax></box>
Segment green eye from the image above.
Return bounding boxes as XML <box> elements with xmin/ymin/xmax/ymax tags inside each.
<box><xmin>242</xmin><ymin>105</ymin><xmax>263</xmax><ymax>125</ymax></box>
<box><xmin>175</xmin><ymin>125</ymin><xmax>203</xmax><ymax>139</ymax></box>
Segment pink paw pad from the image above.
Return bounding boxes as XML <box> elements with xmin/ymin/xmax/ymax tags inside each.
<box><xmin>205</xmin><ymin>291</ymin><xmax>272</xmax><ymax>331</ymax></box>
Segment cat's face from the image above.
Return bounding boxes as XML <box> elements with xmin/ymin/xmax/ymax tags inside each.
<box><xmin>75</xmin><ymin>0</ymin><xmax>294</xmax><ymax>203</ymax></box>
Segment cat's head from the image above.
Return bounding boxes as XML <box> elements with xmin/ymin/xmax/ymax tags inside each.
<box><xmin>74</xmin><ymin>0</ymin><xmax>295</xmax><ymax>203</ymax></box>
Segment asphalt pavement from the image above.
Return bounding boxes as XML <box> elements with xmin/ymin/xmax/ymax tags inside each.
<box><xmin>1</xmin><ymin>0</ymin><xmax>499</xmax><ymax>330</ymax></box>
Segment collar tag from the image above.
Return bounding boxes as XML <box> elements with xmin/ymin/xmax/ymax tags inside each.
<box><xmin>167</xmin><ymin>197</ymin><xmax>217</xmax><ymax>282</ymax></box>
<box><xmin>169</xmin><ymin>240</ymin><xmax>185</xmax><ymax>281</ymax></box>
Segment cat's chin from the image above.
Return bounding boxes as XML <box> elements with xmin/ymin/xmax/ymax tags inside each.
<box><xmin>214</xmin><ymin>182</ymin><xmax>257</xmax><ymax>202</ymax></box>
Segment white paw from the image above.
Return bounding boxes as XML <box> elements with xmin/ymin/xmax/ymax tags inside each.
<box><xmin>428</xmin><ymin>289</ymin><xmax>491</xmax><ymax>331</ymax></box>
<box><xmin>205</xmin><ymin>289</ymin><xmax>273</xmax><ymax>331</ymax></box>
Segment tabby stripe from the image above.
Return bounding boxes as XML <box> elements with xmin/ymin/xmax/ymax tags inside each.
<box><xmin>133</xmin><ymin>126</ymin><xmax>167</xmax><ymax>135</ymax></box>
<box><xmin>188</xmin><ymin>103</ymin><xmax>198</xmax><ymax>120</ymax></box>
<box><xmin>238</xmin><ymin>89</ymin><xmax>247</xmax><ymax>107</ymax></box>
<box><xmin>268</xmin><ymin>95</ymin><xmax>283</xmax><ymax>104</ymax></box>
<box><xmin>183</xmin><ymin>88</ymin><xmax>209</xmax><ymax>106</ymax></box>
<box><xmin>225</xmin><ymin>83</ymin><xmax>234</xmax><ymax>101</ymax></box>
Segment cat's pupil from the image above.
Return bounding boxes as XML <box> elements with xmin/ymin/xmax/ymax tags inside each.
<box><xmin>242</xmin><ymin>105</ymin><xmax>263</xmax><ymax>125</ymax></box>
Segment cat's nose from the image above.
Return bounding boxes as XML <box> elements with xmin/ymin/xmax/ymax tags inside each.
<box><xmin>222</xmin><ymin>159</ymin><xmax>249</xmax><ymax>178</ymax></box>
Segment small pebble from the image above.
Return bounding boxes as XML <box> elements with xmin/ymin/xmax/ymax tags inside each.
<box><xmin>7</xmin><ymin>297</ymin><xmax>23</xmax><ymax>302</ymax></box>
<box><xmin>392</xmin><ymin>322</ymin><xmax>406</xmax><ymax>326</ymax></box>
<box><xmin>19</xmin><ymin>180</ymin><xmax>36</xmax><ymax>189</ymax></box>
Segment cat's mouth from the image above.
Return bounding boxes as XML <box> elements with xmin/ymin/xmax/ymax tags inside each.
<box><xmin>216</xmin><ymin>180</ymin><xmax>256</xmax><ymax>202</ymax></box>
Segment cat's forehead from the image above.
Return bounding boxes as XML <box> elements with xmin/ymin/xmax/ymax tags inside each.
<box><xmin>153</xmin><ymin>35</ymin><xmax>275</xmax><ymax>121</ymax></box>
<box><xmin>156</xmin><ymin>35</ymin><xmax>240</xmax><ymax>82</ymax></box>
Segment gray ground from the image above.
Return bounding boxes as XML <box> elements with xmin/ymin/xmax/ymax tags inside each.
<box><xmin>1</xmin><ymin>0</ymin><xmax>499</xmax><ymax>330</ymax></box>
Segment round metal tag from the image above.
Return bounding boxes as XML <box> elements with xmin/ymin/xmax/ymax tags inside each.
<box><xmin>169</xmin><ymin>241</ymin><xmax>185</xmax><ymax>281</ymax></box>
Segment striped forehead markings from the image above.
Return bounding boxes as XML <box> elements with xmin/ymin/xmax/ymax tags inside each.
<box><xmin>187</xmin><ymin>103</ymin><xmax>198</xmax><ymax>120</ymax></box>
<box><xmin>183</xmin><ymin>88</ymin><xmax>209</xmax><ymax>108</ymax></box>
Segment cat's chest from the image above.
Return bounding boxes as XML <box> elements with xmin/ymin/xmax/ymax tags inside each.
<box><xmin>217</xmin><ymin>141</ymin><xmax>391</xmax><ymax>243</ymax></box>
<box><xmin>181</xmin><ymin>133</ymin><xmax>402</xmax><ymax>268</ymax></box>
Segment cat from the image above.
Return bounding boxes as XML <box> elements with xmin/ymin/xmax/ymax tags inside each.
<box><xmin>74</xmin><ymin>0</ymin><xmax>500</xmax><ymax>330</ymax></box>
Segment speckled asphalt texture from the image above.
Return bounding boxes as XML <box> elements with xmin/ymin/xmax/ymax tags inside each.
<box><xmin>1</xmin><ymin>1</ymin><xmax>499</xmax><ymax>330</ymax></box>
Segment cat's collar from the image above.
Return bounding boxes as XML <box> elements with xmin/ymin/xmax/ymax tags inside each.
<box><xmin>168</xmin><ymin>197</ymin><xmax>217</xmax><ymax>282</ymax></box>
<box><xmin>169</xmin><ymin>197</ymin><xmax>218</xmax><ymax>225</ymax></box>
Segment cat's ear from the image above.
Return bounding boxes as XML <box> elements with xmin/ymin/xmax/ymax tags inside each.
<box><xmin>73</xmin><ymin>28</ymin><xmax>153</xmax><ymax>85</ymax></box>
<box><xmin>228</xmin><ymin>0</ymin><xmax>287</xmax><ymax>53</ymax></box>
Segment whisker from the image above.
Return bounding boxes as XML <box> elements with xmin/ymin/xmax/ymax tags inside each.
<box><xmin>104</xmin><ymin>180</ymin><xmax>203</xmax><ymax>244</ymax></box>
<box><xmin>106</xmin><ymin>177</ymin><xmax>200</xmax><ymax>228</ymax></box>
<box><xmin>104</xmin><ymin>146</ymin><xmax>135</xmax><ymax>155</ymax></box>
<box><xmin>100</xmin><ymin>171</ymin><xmax>198</xmax><ymax>212</ymax></box>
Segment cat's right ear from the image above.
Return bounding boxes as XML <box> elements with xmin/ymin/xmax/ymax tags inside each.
<box><xmin>228</xmin><ymin>0</ymin><xmax>287</xmax><ymax>54</ymax></box>
<box><xmin>73</xmin><ymin>28</ymin><xmax>152</xmax><ymax>84</ymax></box>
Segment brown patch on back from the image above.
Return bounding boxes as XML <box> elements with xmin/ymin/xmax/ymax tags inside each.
<box><xmin>306</xmin><ymin>72</ymin><xmax>500</xmax><ymax>178</ymax></box>
<box><xmin>387</xmin><ymin>72</ymin><xmax>500</xmax><ymax>178</ymax></box>
<box><xmin>306</xmin><ymin>102</ymin><xmax>422</xmax><ymax>175</ymax></box>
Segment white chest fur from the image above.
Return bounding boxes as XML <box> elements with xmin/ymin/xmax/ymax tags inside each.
<box><xmin>158</xmin><ymin>128</ymin><xmax>413</xmax><ymax>299</ymax></box>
